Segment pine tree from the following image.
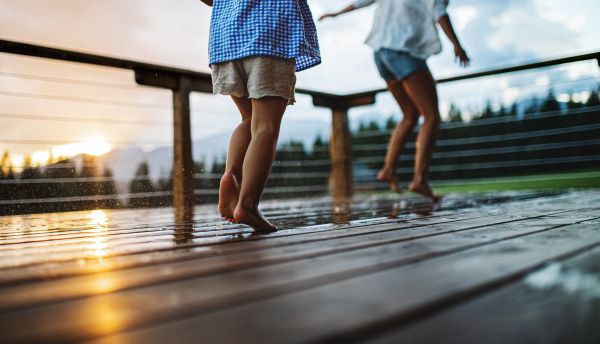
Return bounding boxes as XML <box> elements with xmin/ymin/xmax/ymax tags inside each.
<box><xmin>0</xmin><ymin>153</ymin><xmax>5</xmax><ymax>179</ymax></box>
<box><xmin>447</xmin><ymin>103</ymin><xmax>463</xmax><ymax>122</ymax></box>
<box><xmin>385</xmin><ymin>116</ymin><xmax>397</xmax><ymax>129</ymax></box>
<box><xmin>99</xmin><ymin>167</ymin><xmax>119</xmax><ymax>209</ymax></box>
<box><xmin>524</xmin><ymin>96</ymin><xmax>539</xmax><ymax>116</ymax></box>
<box><xmin>20</xmin><ymin>156</ymin><xmax>43</xmax><ymax>200</ymax></box>
<box><xmin>79</xmin><ymin>155</ymin><xmax>101</xmax><ymax>196</ymax></box>
<box><xmin>586</xmin><ymin>85</ymin><xmax>600</xmax><ymax>107</ymax></box>
<box><xmin>479</xmin><ymin>100</ymin><xmax>494</xmax><ymax>119</ymax></box>
<box><xmin>509</xmin><ymin>103</ymin><xmax>518</xmax><ymax>117</ymax></box>
<box><xmin>0</xmin><ymin>152</ymin><xmax>14</xmax><ymax>204</ymax></box>
<box><xmin>367</xmin><ymin>120</ymin><xmax>380</xmax><ymax>131</ymax></box>
<box><xmin>128</xmin><ymin>161</ymin><xmax>155</xmax><ymax>208</ymax></box>
<box><xmin>567</xmin><ymin>93</ymin><xmax>583</xmax><ymax>110</ymax></box>
<box><xmin>498</xmin><ymin>106</ymin><xmax>507</xmax><ymax>117</ymax></box>
<box><xmin>540</xmin><ymin>88</ymin><xmax>561</xmax><ymax>113</ymax></box>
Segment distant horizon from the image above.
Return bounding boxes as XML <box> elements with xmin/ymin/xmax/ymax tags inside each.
<box><xmin>3</xmin><ymin>88</ymin><xmax>599</xmax><ymax>173</ymax></box>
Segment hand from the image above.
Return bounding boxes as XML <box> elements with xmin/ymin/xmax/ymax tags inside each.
<box><xmin>454</xmin><ymin>45</ymin><xmax>470</xmax><ymax>67</ymax></box>
<box><xmin>319</xmin><ymin>13</ymin><xmax>336</xmax><ymax>21</ymax></box>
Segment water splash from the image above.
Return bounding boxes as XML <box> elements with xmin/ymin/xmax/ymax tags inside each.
<box><xmin>525</xmin><ymin>263</ymin><xmax>600</xmax><ymax>299</ymax></box>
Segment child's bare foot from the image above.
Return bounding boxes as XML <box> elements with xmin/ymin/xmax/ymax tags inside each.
<box><xmin>377</xmin><ymin>168</ymin><xmax>404</xmax><ymax>194</ymax></box>
<box><xmin>219</xmin><ymin>172</ymin><xmax>239</xmax><ymax>223</ymax></box>
<box><xmin>409</xmin><ymin>182</ymin><xmax>443</xmax><ymax>202</ymax></box>
<box><xmin>234</xmin><ymin>206</ymin><xmax>278</xmax><ymax>233</ymax></box>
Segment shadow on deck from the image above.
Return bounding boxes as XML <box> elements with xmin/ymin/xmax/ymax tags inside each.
<box><xmin>1</xmin><ymin>189</ymin><xmax>599</xmax><ymax>343</ymax></box>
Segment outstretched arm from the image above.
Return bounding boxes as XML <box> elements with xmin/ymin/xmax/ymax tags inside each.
<box><xmin>320</xmin><ymin>0</ymin><xmax>376</xmax><ymax>21</ymax></box>
<box><xmin>319</xmin><ymin>5</ymin><xmax>357</xmax><ymax>21</ymax></box>
<box><xmin>438</xmin><ymin>15</ymin><xmax>470</xmax><ymax>67</ymax></box>
<box><xmin>199</xmin><ymin>0</ymin><xmax>213</xmax><ymax>7</ymax></box>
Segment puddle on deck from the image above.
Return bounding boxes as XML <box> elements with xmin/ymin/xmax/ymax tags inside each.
<box><xmin>0</xmin><ymin>190</ymin><xmax>565</xmax><ymax>271</ymax></box>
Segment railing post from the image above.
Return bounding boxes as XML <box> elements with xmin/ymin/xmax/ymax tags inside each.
<box><xmin>307</xmin><ymin>91</ymin><xmax>376</xmax><ymax>201</ymax></box>
<box><xmin>330</xmin><ymin>106</ymin><xmax>353</xmax><ymax>200</ymax></box>
<box><xmin>172</xmin><ymin>76</ymin><xmax>195</xmax><ymax>221</ymax></box>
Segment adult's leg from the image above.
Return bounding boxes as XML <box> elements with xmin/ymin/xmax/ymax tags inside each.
<box><xmin>377</xmin><ymin>79</ymin><xmax>420</xmax><ymax>193</ymax></box>
<box><xmin>402</xmin><ymin>69</ymin><xmax>443</xmax><ymax>201</ymax></box>
<box><xmin>219</xmin><ymin>96</ymin><xmax>253</xmax><ymax>222</ymax></box>
<box><xmin>234</xmin><ymin>96</ymin><xmax>287</xmax><ymax>232</ymax></box>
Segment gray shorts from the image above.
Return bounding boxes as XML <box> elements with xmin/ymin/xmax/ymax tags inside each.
<box><xmin>211</xmin><ymin>55</ymin><xmax>296</xmax><ymax>104</ymax></box>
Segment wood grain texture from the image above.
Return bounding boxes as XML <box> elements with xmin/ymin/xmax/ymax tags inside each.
<box><xmin>0</xmin><ymin>190</ymin><xmax>598</xmax><ymax>344</ymax></box>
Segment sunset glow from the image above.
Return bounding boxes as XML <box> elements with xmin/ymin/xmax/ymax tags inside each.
<box><xmin>8</xmin><ymin>136</ymin><xmax>112</xmax><ymax>170</ymax></box>
<box><xmin>53</xmin><ymin>136</ymin><xmax>112</xmax><ymax>158</ymax></box>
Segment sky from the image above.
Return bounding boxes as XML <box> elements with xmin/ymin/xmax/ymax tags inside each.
<box><xmin>1</xmin><ymin>0</ymin><xmax>599</xmax><ymax>168</ymax></box>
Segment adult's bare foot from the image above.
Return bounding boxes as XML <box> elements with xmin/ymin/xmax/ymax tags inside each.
<box><xmin>409</xmin><ymin>182</ymin><xmax>443</xmax><ymax>202</ymax></box>
<box><xmin>234</xmin><ymin>206</ymin><xmax>278</xmax><ymax>233</ymax></box>
<box><xmin>218</xmin><ymin>172</ymin><xmax>239</xmax><ymax>223</ymax></box>
<box><xmin>377</xmin><ymin>168</ymin><xmax>404</xmax><ymax>194</ymax></box>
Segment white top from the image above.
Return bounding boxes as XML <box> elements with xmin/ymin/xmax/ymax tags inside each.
<box><xmin>352</xmin><ymin>0</ymin><xmax>449</xmax><ymax>59</ymax></box>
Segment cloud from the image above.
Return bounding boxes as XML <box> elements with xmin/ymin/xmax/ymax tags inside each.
<box><xmin>1</xmin><ymin>0</ymin><xmax>600</xmax><ymax>159</ymax></box>
<box><xmin>487</xmin><ymin>6</ymin><xmax>579</xmax><ymax>57</ymax></box>
<box><xmin>451</xmin><ymin>5</ymin><xmax>478</xmax><ymax>31</ymax></box>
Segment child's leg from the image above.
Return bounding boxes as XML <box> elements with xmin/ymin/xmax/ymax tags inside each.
<box><xmin>234</xmin><ymin>96</ymin><xmax>287</xmax><ymax>232</ymax></box>
<box><xmin>377</xmin><ymin>79</ymin><xmax>420</xmax><ymax>194</ymax></box>
<box><xmin>219</xmin><ymin>96</ymin><xmax>253</xmax><ymax>222</ymax></box>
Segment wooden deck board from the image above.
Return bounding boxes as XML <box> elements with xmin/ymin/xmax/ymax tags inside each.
<box><xmin>0</xmin><ymin>211</ymin><xmax>474</xmax><ymax>284</ymax></box>
<box><xmin>367</xmin><ymin>245</ymin><xmax>600</xmax><ymax>344</ymax></box>
<box><xmin>0</xmin><ymin>209</ymin><xmax>586</xmax><ymax>310</ymax></box>
<box><xmin>83</xmin><ymin>220</ymin><xmax>600</xmax><ymax>344</ymax></box>
<box><xmin>0</xmin><ymin>190</ymin><xmax>599</xmax><ymax>344</ymax></box>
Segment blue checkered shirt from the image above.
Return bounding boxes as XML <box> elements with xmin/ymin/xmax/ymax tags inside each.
<box><xmin>208</xmin><ymin>0</ymin><xmax>321</xmax><ymax>72</ymax></box>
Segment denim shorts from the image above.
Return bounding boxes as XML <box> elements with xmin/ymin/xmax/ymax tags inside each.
<box><xmin>373</xmin><ymin>49</ymin><xmax>428</xmax><ymax>81</ymax></box>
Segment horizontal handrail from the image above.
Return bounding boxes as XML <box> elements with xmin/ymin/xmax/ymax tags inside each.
<box><xmin>346</xmin><ymin>52</ymin><xmax>600</xmax><ymax>99</ymax></box>
<box><xmin>0</xmin><ymin>39</ymin><xmax>210</xmax><ymax>79</ymax></box>
<box><xmin>2</xmin><ymin>38</ymin><xmax>599</xmax><ymax>211</ymax></box>
<box><xmin>3</xmin><ymin>38</ymin><xmax>598</xmax><ymax>100</ymax></box>
<box><xmin>0</xmin><ymin>39</ymin><xmax>324</xmax><ymax>97</ymax></box>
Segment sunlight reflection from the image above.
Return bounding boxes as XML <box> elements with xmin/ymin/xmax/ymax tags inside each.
<box><xmin>92</xmin><ymin>276</ymin><xmax>118</xmax><ymax>294</ymax></box>
<box><xmin>89</xmin><ymin>209</ymin><xmax>109</xmax><ymax>229</ymax></box>
<box><xmin>85</xmin><ymin>210</ymin><xmax>110</xmax><ymax>259</ymax></box>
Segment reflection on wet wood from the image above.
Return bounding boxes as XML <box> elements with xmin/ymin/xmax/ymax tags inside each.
<box><xmin>0</xmin><ymin>190</ymin><xmax>599</xmax><ymax>343</ymax></box>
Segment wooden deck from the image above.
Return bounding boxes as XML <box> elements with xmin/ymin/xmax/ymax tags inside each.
<box><xmin>1</xmin><ymin>190</ymin><xmax>599</xmax><ymax>343</ymax></box>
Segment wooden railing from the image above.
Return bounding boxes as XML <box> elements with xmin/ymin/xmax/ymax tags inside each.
<box><xmin>1</xmin><ymin>39</ymin><xmax>599</xmax><ymax>219</ymax></box>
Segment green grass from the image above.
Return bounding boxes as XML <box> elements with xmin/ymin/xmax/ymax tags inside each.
<box><xmin>432</xmin><ymin>169</ymin><xmax>600</xmax><ymax>194</ymax></box>
<box><xmin>367</xmin><ymin>169</ymin><xmax>600</xmax><ymax>196</ymax></box>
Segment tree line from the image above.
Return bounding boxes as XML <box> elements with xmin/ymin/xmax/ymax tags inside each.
<box><xmin>1</xmin><ymin>84</ymin><xmax>599</xmax><ymax>215</ymax></box>
<box><xmin>353</xmin><ymin>84</ymin><xmax>600</xmax><ymax>182</ymax></box>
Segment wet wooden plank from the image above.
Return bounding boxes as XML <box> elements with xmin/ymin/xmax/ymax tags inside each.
<box><xmin>0</xmin><ymin>205</ymin><xmax>578</xmax><ymax>311</ymax></box>
<box><xmin>77</xmin><ymin>219</ymin><xmax>600</xmax><ymax>344</ymax></box>
<box><xmin>0</xmin><ymin>198</ymin><xmax>432</xmax><ymax>267</ymax></box>
<box><xmin>0</xmin><ymin>191</ymin><xmax>598</xmax><ymax>344</ymax></box>
<box><xmin>0</xmin><ymin>211</ymin><xmax>472</xmax><ymax>284</ymax></box>
<box><xmin>1</xmin><ymin>212</ymin><xmax>598</xmax><ymax>343</ymax></box>
<box><xmin>1</xmin><ymin>190</ymin><xmax>589</xmax><ymax>283</ymax></box>
<box><xmin>0</xmin><ymin>212</ymin><xmax>501</xmax><ymax>310</ymax></box>
<box><xmin>366</xmin><ymin>244</ymin><xmax>600</xmax><ymax>344</ymax></box>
